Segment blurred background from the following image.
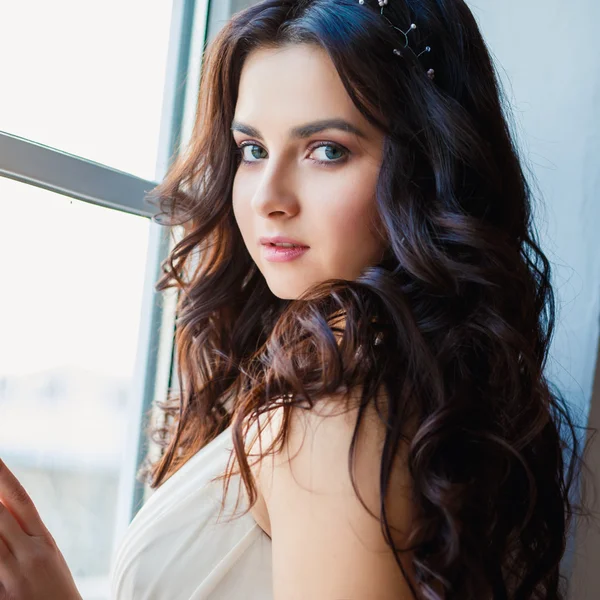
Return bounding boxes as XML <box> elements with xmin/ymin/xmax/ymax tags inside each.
<box><xmin>0</xmin><ymin>1</ymin><xmax>598</xmax><ymax>598</ymax></box>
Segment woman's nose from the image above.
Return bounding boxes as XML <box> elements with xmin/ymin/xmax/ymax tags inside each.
<box><xmin>250</xmin><ymin>158</ymin><xmax>300</xmax><ymax>217</ymax></box>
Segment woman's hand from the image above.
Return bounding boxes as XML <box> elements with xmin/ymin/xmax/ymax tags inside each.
<box><xmin>0</xmin><ymin>458</ymin><xmax>82</xmax><ymax>600</ymax></box>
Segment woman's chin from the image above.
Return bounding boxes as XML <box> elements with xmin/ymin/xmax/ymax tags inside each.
<box><xmin>266</xmin><ymin>283</ymin><xmax>301</xmax><ymax>300</ymax></box>
<box><xmin>263</xmin><ymin>276</ymin><xmax>310</xmax><ymax>301</ymax></box>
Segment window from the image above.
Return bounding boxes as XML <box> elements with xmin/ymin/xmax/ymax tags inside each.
<box><xmin>0</xmin><ymin>179</ymin><xmax>150</xmax><ymax>597</ymax></box>
<box><xmin>0</xmin><ymin>1</ymin><xmax>212</xmax><ymax>598</ymax></box>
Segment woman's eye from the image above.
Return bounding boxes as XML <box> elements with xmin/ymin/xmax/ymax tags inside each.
<box><xmin>237</xmin><ymin>143</ymin><xmax>267</xmax><ymax>163</ymax></box>
<box><xmin>310</xmin><ymin>143</ymin><xmax>347</xmax><ymax>164</ymax></box>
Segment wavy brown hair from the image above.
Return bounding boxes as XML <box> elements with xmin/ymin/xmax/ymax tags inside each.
<box><xmin>137</xmin><ymin>0</ymin><xmax>596</xmax><ymax>598</ymax></box>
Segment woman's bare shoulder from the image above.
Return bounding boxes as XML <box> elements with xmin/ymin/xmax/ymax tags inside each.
<box><xmin>246</xmin><ymin>389</ymin><xmax>418</xmax><ymax>598</ymax></box>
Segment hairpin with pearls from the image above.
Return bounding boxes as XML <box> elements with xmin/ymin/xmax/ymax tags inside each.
<box><xmin>358</xmin><ymin>0</ymin><xmax>435</xmax><ymax>81</ymax></box>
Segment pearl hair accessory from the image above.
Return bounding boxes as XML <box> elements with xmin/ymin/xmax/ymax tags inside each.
<box><xmin>358</xmin><ymin>0</ymin><xmax>435</xmax><ymax>80</ymax></box>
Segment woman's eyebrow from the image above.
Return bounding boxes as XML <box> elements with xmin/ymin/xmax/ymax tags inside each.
<box><xmin>230</xmin><ymin>118</ymin><xmax>366</xmax><ymax>140</ymax></box>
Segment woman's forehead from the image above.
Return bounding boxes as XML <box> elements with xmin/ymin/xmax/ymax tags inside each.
<box><xmin>235</xmin><ymin>44</ymin><xmax>381</xmax><ymax>141</ymax></box>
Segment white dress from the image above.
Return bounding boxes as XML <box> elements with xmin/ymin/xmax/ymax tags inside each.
<box><xmin>109</xmin><ymin>424</ymin><xmax>273</xmax><ymax>599</ymax></box>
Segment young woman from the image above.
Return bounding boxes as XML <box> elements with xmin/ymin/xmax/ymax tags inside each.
<box><xmin>0</xmin><ymin>1</ymin><xmax>591</xmax><ymax>599</ymax></box>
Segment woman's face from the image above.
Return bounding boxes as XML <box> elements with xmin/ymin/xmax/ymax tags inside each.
<box><xmin>231</xmin><ymin>43</ymin><xmax>387</xmax><ymax>300</ymax></box>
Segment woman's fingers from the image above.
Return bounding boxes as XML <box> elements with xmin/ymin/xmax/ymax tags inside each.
<box><xmin>0</xmin><ymin>460</ymin><xmax>81</xmax><ymax>600</ymax></box>
<box><xmin>0</xmin><ymin>534</ymin><xmax>18</xmax><ymax>580</ymax></box>
<box><xmin>0</xmin><ymin>501</ymin><xmax>27</xmax><ymax>556</ymax></box>
<box><xmin>0</xmin><ymin>459</ymin><xmax>46</xmax><ymax>538</ymax></box>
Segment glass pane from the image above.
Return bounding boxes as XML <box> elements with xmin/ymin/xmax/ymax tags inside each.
<box><xmin>0</xmin><ymin>0</ymin><xmax>175</xmax><ymax>182</ymax></box>
<box><xmin>0</xmin><ymin>176</ymin><xmax>151</xmax><ymax>600</ymax></box>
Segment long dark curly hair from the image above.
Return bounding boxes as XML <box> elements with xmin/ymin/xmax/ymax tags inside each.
<box><xmin>137</xmin><ymin>0</ymin><xmax>596</xmax><ymax>598</ymax></box>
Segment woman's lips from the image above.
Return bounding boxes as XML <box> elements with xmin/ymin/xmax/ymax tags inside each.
<box><xmin>262</xmin><ymin>244</ymin><xmax>309</xmax><ymax>262</ymax></box>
